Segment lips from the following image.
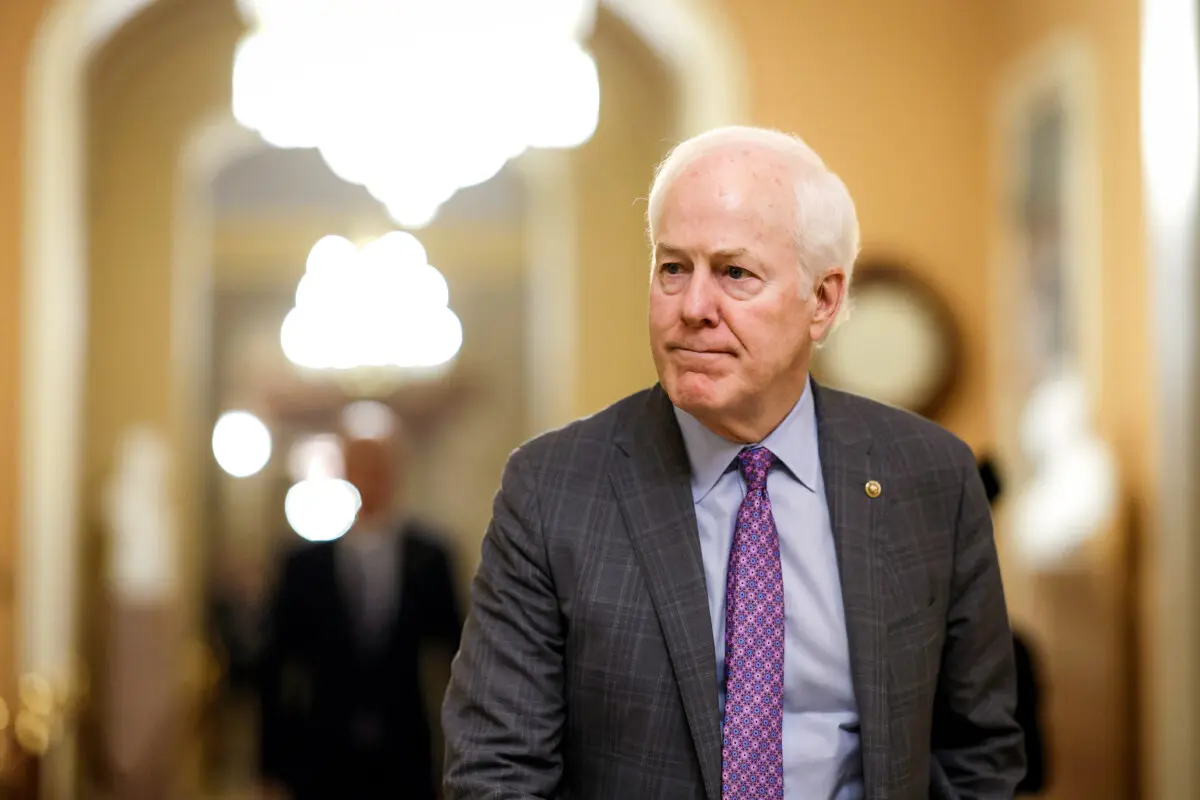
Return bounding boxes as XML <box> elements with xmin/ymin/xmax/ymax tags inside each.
<box><xmin>669</xmin><ymin>346</ymin><xmax>735</xmax><ymax>359</ymax></box>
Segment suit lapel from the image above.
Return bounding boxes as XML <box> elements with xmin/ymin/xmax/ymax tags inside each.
<box><xmin>611</xmin><ymin>387</ymin><xmax>722</xmax><ymax>800</ymax></box>
<box><xmin>813</xmin><ymin>382</ymin><xmax>889</xmax><ymax>796</ymax></box>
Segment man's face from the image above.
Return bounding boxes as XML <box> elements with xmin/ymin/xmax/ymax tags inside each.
<box><xmin>648</xmin><ymin>147</ymin><xmax>842</xmax><ymax>440</ymax></box>
<box><xmin>342</xmin><ymin>437</ymin><xmax>397</xmax><ymax>519</ymax></box>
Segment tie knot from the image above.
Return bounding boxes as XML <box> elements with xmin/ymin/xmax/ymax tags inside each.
<box><xmin>737</xmin><ymin>446</ymin><xmax>775</xmax><ymax>491</ymax></box>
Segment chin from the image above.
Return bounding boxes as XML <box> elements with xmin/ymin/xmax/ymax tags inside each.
<box><xmin>664</xmin><ymin>370</ymin><xmax>732</xmax><ymax>416</ymax></box>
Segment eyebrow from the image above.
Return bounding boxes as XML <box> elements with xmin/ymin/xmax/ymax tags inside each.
<box><xmin>655</xmin><ymin>244</ymin><xmax>750</xmax><ymax>260</ymax></box>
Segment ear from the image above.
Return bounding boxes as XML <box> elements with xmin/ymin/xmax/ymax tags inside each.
<box><xmin>809</xmin><ymin>267</ymin><xmax>847</xmax><ymax>343</ymax></box>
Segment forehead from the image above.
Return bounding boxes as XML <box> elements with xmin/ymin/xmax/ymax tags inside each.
<box><xmin>655</xmin><ymin>148</ymin><xmax>797</xmax><ymax>252</ymax></box>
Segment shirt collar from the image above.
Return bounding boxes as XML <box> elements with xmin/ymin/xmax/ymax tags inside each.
<box><xmin>342</xmin><ymin>515</ymin><xmax>402</xmax><ymax>553</ymax></box>
<box><xmin>672</xmin><ymin>377</ymin><xmax>820</xmax><ymax>503</ymax></box>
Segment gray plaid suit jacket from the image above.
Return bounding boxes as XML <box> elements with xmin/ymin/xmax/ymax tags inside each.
<box><xmin>443</xmin><ymin>382</ymin><xmax>1024</xmax><ymax>799</ymax></box>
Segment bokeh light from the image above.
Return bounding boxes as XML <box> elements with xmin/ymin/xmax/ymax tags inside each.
<box><xmin>285</xmin><ymin>478</ymin><xmax>362</xmax><ymax>542</ymax></box>
<box><xmin>232</xmin><ymin>0</ymin><xmax>601</xmax><ymax>228</ymax></box>
<box><xmin>280</xmin><ymin>232</ymin><xmax>463</xmax><ymax>375</ymax></box>
<box><xmin>212</xmin><ymin>411</ymin><xmax>272</xmax><ymax>478</ymax></box>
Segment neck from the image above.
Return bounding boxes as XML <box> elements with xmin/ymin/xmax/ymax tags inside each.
<box><xmin>696</xmin><ymin>405</ymin><xmax>790</xmax><ymax>444</ymax></box>
<box><xmin>697</xmin><ymin>373</ymin><xmax>809</xmax><ymax>444</ymax></box>
<box><xmin>353</xmin><ymin>507</ymin><xmax>393</xmax><ymax>531</ymax></box>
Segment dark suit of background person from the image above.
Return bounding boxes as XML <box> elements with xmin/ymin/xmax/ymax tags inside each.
<box><xmin>260</xmin><ymin>435</ymin><xmax>463</xmax><ymax>800</ymax></box>
<box><xmin>978</xmin><ymin>455</ymin><xmax>1048</xmax><ymax>796</ymax></box>
<box><xmin>442</xmin><ymin>126</ymin><xmax>1024</xmax><ymax>800</ymax></box>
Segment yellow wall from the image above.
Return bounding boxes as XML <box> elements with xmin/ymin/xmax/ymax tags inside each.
<box><xmin>722</xmin><ymin>0</ymin><xmax>998</xmax><ymax>449</ymax></box>
<box><xmin>0</xmin><ymin>0</ymin><xmax>53</xmax><ymax>697</ymax></box>
<box><xmin>572</xmin><ymin>11</ymin><xmax>675</xmax><ymax>414</ymax></box>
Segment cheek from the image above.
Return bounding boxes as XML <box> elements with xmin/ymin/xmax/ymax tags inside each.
<box><xmin>730</xmin><ymin>310</ymin><xmax>806</xmax><ymax>366</ymax></box>
<box><xmin>648</xmin><ymin>296</ymin><xmax>673</xmax><ymax>335</ymax></box>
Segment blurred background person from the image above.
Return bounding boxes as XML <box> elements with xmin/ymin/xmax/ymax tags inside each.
<box><xmin>258</xmin><ymin>426</ymin><xmax>463</xmax><ymax>800</ymax></box>
<box><xmin>205</xmin><ymin>548</ymin><xmax>269</xmax><ymax>790</ymax></box>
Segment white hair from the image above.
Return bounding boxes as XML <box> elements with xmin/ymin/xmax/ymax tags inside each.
<box><xmin>646</xmin><ymin>125</ymin><xmax>861</xmax><ymax>329</ymax></box>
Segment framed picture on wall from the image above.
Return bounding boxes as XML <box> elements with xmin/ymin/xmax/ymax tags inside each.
<box><xmin>993</xmin><ymin>35</ymin><xmax>1102</xmax><ymax>489</ymax></box>
<box><xmin>993</xmin><ymin>36</ymin><xmax>1116</xmax><ymax>571</ymax></box>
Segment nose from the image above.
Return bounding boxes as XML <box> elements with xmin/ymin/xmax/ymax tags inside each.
<box><xmin>680</xmin><ymin>268</ymin><xmax>720</xmax><ymax>328</ymax></box>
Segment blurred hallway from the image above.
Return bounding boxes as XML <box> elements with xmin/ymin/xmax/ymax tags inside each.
<box><xmin>0</xmin><ymin>0</ymin><xmax>1196</xmax><ymax>798</ymax></box>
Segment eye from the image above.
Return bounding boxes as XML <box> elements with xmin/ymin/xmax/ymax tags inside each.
<box><xmin>727</xmin><ymin>265</ymin><xmax>750</xmax><ymax>280</ymax></box>
<box><xmin>661</xmin><ymin>262</ymin><xmax>684</xmax><ymax>275</ymax></box>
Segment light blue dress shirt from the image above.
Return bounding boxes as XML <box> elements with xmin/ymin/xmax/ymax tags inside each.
<box><xmin>673</xmin><ymin>379</ymin><xmax>864</xmax><ymax>799</ymax></box>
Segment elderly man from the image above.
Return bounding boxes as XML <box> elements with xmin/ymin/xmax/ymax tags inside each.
<box><xmin>443</xmin><ymin>126</ymin><xmax>1024</xmax><ymax>799</ymax></box>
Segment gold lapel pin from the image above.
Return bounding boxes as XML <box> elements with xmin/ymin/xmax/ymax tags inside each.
<box><xmin>865</xmin><ymin>480</ymin><xmax>882</xmax><ymax>498</ymax></box>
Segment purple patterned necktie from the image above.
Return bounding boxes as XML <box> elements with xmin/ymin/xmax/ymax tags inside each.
<box><xmin>722</xmin><ymin>446</ymin><xmax>785</xmax><ymax>800</ymax></box>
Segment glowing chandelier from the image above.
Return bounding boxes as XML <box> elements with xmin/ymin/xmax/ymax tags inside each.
<box><xmin>281</xmin><ymin>231</ymin><xmax>463</xmax><ymax>394</ymax></box>
<box><xmin>233</xmin><ymin>0</ymin><xmax>601</xmax><ymax>228</ymax></box>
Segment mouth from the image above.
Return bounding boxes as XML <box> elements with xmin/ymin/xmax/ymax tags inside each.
<box><xmin>670</xmin><ymin>346</ymin><xmax>734</xmax><ymax>356</ymax></box>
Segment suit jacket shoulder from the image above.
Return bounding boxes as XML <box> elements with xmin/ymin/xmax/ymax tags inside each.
<box><xmin>506</xmin><ymin>387</ymin><xmax>655</xmax><ymax>479</ymax></box>
<box><xmin>814</xmin><ymin>384</ymin><xmax>976</xmax><ymax>478</ymax></box>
